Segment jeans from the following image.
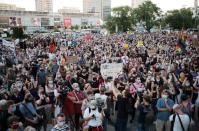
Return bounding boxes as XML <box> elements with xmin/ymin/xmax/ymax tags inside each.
<box><xmin>115</xmin><ymin>118</ymin><xmax>128</xmax><ymax>131</ymax></box>
<box><xmin>102</xmin><ymin>117</ymin><xmax>108</xmax><ymax>131</ymax></box>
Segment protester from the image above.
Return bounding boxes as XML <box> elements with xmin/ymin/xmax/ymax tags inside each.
<box><xmin>51</xmin><ymin>113</ymin><xmax>70</xmax><ymax>131</ymax></box>
<box><xmin>83</xmin><ymin>100</ymin><xmax>104</xmax><ymax>131</ymax></box>
<box><xmin>170</xmin><ymin>104</ymin><xmax>190</xmax><ymax>131</ymax></box>
<box><xmin>0</xmin><ymin>31</ymin><xmax>198</xmax><ymax>131</ymax></box>
<box><xmin>7</xmin><ymin>115</ymin><xmax>23</xmax><ymax>131</ymax></box>
<box><xmin>135</xmin><ymin>95</ymin><xmax>154</xmax><ymax>131</ymax></box>
<box><xmin>156</xmin><ymin>90</ymin><xmax>174</xmax><ymax>131</ymax></box>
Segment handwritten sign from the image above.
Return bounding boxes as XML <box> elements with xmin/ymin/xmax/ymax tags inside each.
<box><xmin>100</xmin><ymin>63</ymin><xmax>123</xmax><ymax>79</ymax></box>
<box><xmin>60</xmin><ymin>46</ymin><xmax>67</xmax><ymax>52</ymax></box>
<box><xmin>66</xmin><ymin>56</ymin><xmax>78</xmax><ymax>64</ymax></box>
<box><xmin>148</xmin><ymin>49</ymin><xmax>156</xmax><ymax>56</ymax></box>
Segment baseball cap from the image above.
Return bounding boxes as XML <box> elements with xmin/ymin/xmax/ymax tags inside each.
<box><xmin>173</xmin><ymin>104</ymin><xmax>181</xmax><ymax>110</ymax></box>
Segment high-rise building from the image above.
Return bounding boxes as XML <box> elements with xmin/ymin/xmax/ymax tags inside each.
<box><xmin>0</xmin><ymin>3</ymin><xmax>25</xmax><ymax>11</ymax></box>
<box><xmin>83</xmin><ymin>0</ymin><xmax>111</xmax><ymax>20</ymax></box>
<box><xmin>132</xmin><ymin>0</ymin><xmax>147</xmax><ymax>8</ymax></box>
<box><xmin>58</xmin><ymin>7</ymin><xmax>80</xmax><ymax>14</ymax></box>
<box><xmin>194</xmin><ymin>0</ymin><xmax>199</xmax><ymax>16</ymax></box>
<box><xmin>35</xmin><ymin>0</ymin><xmax>53</xmax><ymax>12</ymax></box>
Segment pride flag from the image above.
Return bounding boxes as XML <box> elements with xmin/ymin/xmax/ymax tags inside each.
<box><xmin>176</xmin><ymin>32</ymin><xmax>186</xmax><ymax>52</ymax></box>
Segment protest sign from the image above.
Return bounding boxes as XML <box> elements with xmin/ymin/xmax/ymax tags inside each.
<box><xmin>136</xmin><ymin>41</ymin><xmax>144</xmax><ymax>47</ymax></box>
<box><xmin>60</xmin><ymin>46</ymin><xmax>67</xmax><ymax>52</ymax></box>
<box><xmin>148</xmin><ymin>49</ymin><xmax>156</xmax><ymax>56</ymax></box>
<box><xmin>66</xmin><ymin>56</ymin><xmax>78</xmax><ymax>64</ymax></box>
<box><xmin>100</xmin><ymin>63</ymin><xmax>123</xmax><ymax>79</ymax></box>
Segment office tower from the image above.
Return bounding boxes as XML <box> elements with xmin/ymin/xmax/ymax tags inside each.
<box><xmin>35</xmin><ymin>0</ymin><xmax>53</xmax><ymax>12</ymax></box>
<box><xmin>83</xmin><ymin>0</ymin><xmax>111</xmax><ymax>20</ymax></box>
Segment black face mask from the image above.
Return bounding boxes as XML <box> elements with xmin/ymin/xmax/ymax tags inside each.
<box><xmin>25</xmin><ymin>99</ymin><xmax>33</xmax><ymax>103</ymax></box>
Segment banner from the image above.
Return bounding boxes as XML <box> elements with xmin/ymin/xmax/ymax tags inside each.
<box><xmin>9</xmin><ymin>17</ymin><xmax>16</xmax><ymax>26</ymax></box>
<box><xmin>66</xmin><ymin>56</ymin><xmax>78</xmax><ymax>64</ymax></box>
<box><xmin>41</xmin><ymin>18</ymin><xmax>50</xmax><ymax>26</ymax></box>
<box><xmin>100</xmin><ymin>63</ymin><xmax>123</xmax><ymax>79</ymax></box>
<box><xmin>31</xmin><ymin>17</ymin><xmax>41</xmax><ymax>26</ymax></box>
<box><xmin>0</xmin><ymin>38</ymin><xmax>15</xmax><ymax>51</ymax></box>
<box><xmin>64</xmin><ymin>18</ymin><xmax>72</xmax><ymax>26</ymax></box>
<box><xmin>0</xmin><ymin>17</ymin><xmax>9</xmax><ymax>25</ymax></box>
<box><xmin>81</xmin><ymin>18</ymin><xmax>88</xmax><ymax>25</ymax></box>
<box><xmin>148</xmin><ymin>49</ymin><xmax>156</xmax><ymax>56</ymax></box>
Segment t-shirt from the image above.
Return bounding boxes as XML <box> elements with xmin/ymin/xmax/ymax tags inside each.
<box><xmin>37</xmin><ymin>70</ymin><xmax>46</xmax><ymax>85</ymax></box>
<box><xmin>19</xmin><ymin>102</ymin><xmax>37</xmax><ymax>120</ymax></box>
<box><xmin>95</xmin><ymin>93</ymin><xmax>108</xmax><ymax>109</ymax></box>
<box><xmin>83</xmin><ymin>107</ymin><xmax>102</xmax><ymax>127</ymax></box>
<box><xmin>169</xmin><ymin>114</ymin><xmax>190</xmax><ymax>131</ymax></box>
<box><xmin>137</xmin><ymin>104</ymin><xmax>151</xmax><ymax>124</ymax></box>
<box><xmin>156</xmin><ymin>98</ymin><xmax>174</xmax><ymax>121</ymax></box>
<box><xmin>116</xmin><ymin>96</ymin><xmax>128</xmax><ymax>119</ymax></box>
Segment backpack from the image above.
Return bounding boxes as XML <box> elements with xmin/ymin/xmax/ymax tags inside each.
<box><xmin>145</xmin><ymin>105</ymin><xmax>155</xmax><ymax>125</ymax></box>
<box><xmin>170</xmin><ymin>114</ymin><xmax>176</xmax><ymax>131</ymax></box>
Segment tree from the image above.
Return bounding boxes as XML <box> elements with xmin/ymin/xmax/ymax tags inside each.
<box><xmin>74</xmin><ymin>25</ymin><xmax>79</xmax><ymax>30</ymax></box>
<box><xmin>105</xmin><ymin>6</ymin><xmax>134</xmax><ymax>33</ymax></box>
<box><xmin>165</xmin><ymin>8</ymin><xmax>194</xmax><ymax>30</ymax></box>
<box><xmin>12</xmin><ymin>27</ymin><xmax>24</xmax><ymax>39</ymax></box>
<box><xmin>133</xmin><ymin>1</ymin><xmax>160</xmax><ymax>32</ymax></box>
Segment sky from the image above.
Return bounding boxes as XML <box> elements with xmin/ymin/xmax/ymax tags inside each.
<box><xmin>0</xmin><ymin>0</ymin><xmax>195</xmax><ymax>12</ymax></box>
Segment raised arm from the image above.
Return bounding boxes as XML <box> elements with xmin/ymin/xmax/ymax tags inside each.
<box><xmin>112</xmin><ymin>81</ymin><xmax>121</xmax><ymax>98</ymax></box>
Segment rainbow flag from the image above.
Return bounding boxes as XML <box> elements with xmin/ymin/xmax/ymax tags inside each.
<box><xmin>176</xmin><ymin>32</ymin><xmax>186</xmax><ymax>52</ymax></box>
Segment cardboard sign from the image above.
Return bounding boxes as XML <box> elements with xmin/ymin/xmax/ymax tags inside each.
<box><xmin>100</xmin><ymin>63</ymin><xmax>123</xmax><ymax>79</ymax></box>
<box><xmin>60</xmin><ymin>46</ymin><xmax>67</xmax><ymax>52</ymax></box>
<box><xmin>148</xmin><ymin>49</ymin><xmax>156</xmax><ymax>56</ymax></box>
<box><xmin>66</xmin><ymin>56</ymin><xmax>78</xmax><ymax>64</ymax></box>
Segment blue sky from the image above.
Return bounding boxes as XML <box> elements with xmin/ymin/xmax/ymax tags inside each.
<box><xmin>0</xmin><ymin>0</ymin><xmax>195</xmax><ymax>12</ymax></box>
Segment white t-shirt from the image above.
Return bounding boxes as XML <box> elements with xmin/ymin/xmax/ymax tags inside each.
<box><xmin>169</xmin><ymin>114</ymin><xmax>190</xmax><ymax>131</ymax></box>
<box><xmin>83</xmin><ymin>108</ymin><xmax>102</xmax><ymax>127</ymax></box>
<box><xmin>95</xmin><ymin>93</ymin><xmax>108</xmax><ymax>108</ymax></box>
<box><xmin>104</xmin><ymin>82</ymin><xmax>112</xmax><ymax>91</ymax></box>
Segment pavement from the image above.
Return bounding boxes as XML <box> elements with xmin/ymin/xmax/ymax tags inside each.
<box><xmin>44</xmin><ymin>112</ymin><xmax>199</xmax><ymax>131</ymax></box>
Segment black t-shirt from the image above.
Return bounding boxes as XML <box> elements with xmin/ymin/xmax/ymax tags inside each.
<box><xmin>137</xmin><ymin>104</ymin><xmax>150</xmax><ymax>124</ymax></box>
<box><xmin>116</xmin><ymin>96</ymin><xmax>128</xmax><ymax>119</ymax></box>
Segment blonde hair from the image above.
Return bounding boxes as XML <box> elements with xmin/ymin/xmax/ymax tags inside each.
<box><xmin>24</xmin><ymin>126</ymin><xmax>36</xmax><ymax>131</ymax></box>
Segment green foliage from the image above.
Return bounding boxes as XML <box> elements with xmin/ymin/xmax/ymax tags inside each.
<box><xmin>74</xmin><ymin>25</ymin><xmax>79</xmax><ymax>30</ymax></box>
<box><xmin>165</xmin><ymin>8</ymin><xmax>194</xmax><ymax>29</ymax></box>
<box><xmin>133</xmin><ymin>1</ymin><xmax>160</xmax><ymax>32</ymax></box>
<box><xmin>12</xmin><ymin>27</ymin><xmax>24</xmax><ymax>39</ymax></box>
<box><xmin>105</xmin><ymin>6</ymin><xmax>134</xmax><ymax>33</ymax></box>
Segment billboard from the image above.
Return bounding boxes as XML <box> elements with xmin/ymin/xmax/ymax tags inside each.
<box><xmin>71</xmin><ymin>18</ymin><xmax>81</xmax><ymax>26</ymax></box>
<box><xmin>0</xmin><ymin>17</ymin><xmax>9</xmax><ymax>25</ymax></box>
<box><xmin>30</xmin><ymin>17</ymin><xmax>41</xmax><ymax>26</ymax></box>
<box><xmin>9</xmin><ymin>17</ymin><xmax>22</xmax><ymax>26</ymax></box>
<box><xmin>81</xmin><ymin>18</ymin><xmax>88</xmax><ymax>25</ymax></box>
<box><xmin>64</xmin><ymin>18</ymin><xmax>71</xmax><ymax>26</ymax></box>
<box><xmin>41</xmin><ymin>18</ymin><xmax>50</xmax><ymax>26</ymax></box>
<box><xmin>9</xmin><ymin>17</ymin><xmax>16</xmax><ymax>26</ymax></box>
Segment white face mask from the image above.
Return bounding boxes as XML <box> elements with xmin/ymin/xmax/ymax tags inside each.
<box><xmin>75</xmin><ymin>87</ymin><xmax>80</xmax><ymax>92</ymax></box>
<box><xmin>136</xmin><ymin>79</ymin><xmax>141</xmax><ymax>83</ymax></box>
<box><xmin>162</xmin><ymin>94</ymin><xmax>168</xmax><ymax>99</ymax></box>
<box><xmin>57</xmin><ymin>121</ymin><xmax>65</xmax><ymax>127</ymax></box>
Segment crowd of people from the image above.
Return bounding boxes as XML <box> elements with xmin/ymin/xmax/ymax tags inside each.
<box><xmin>0</xmin><ymin>31</ymin><xmax>199</xmax><ymax>131</ymax></box>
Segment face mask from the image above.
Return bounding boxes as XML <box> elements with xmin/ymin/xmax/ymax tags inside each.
<box><xmin>12</xmin><ymin>106</ymin><xmax>16</xmax><ymax>112</ymax></box>
<box><xmin>185</xmin><ymin>82</ymin><xmax>190</xmax><ymax>87</ymax></box>
<box><xmin>136</xmin><ymin>79</ymin><xmax>141</xmax><ymax>83</ymax></box>
<box><xmin>12</xmin><ymin>124</ymin><xmax>19</xmax><ymax>129</ymax></box>
<box><xmin>88</xmin><ymin>96</ymin><xmax>94</xmax><ymax>101</ymax></box>
<box><xmin>57</xmin><ymin>121</ymin><xmax>65</xmax><ymax>127</ymax></box>
<box><xmin>49</xmin><ymin>81</ymin><xmax>53</xmax><ymax>84</ymax></box>
<box><xmin>75</xmin><ymin>87</ymin><xmax>80</xmax><ymax>92</ymax></box>
<box><xmin>162</xmin><ymin>94</ymin><xmax>168</xmax><ymax>99</ymax></box>
<box><xmin>90</xmin><ymin>106</ymin><xmax>96</xmax><ymax>110</ymax></box>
